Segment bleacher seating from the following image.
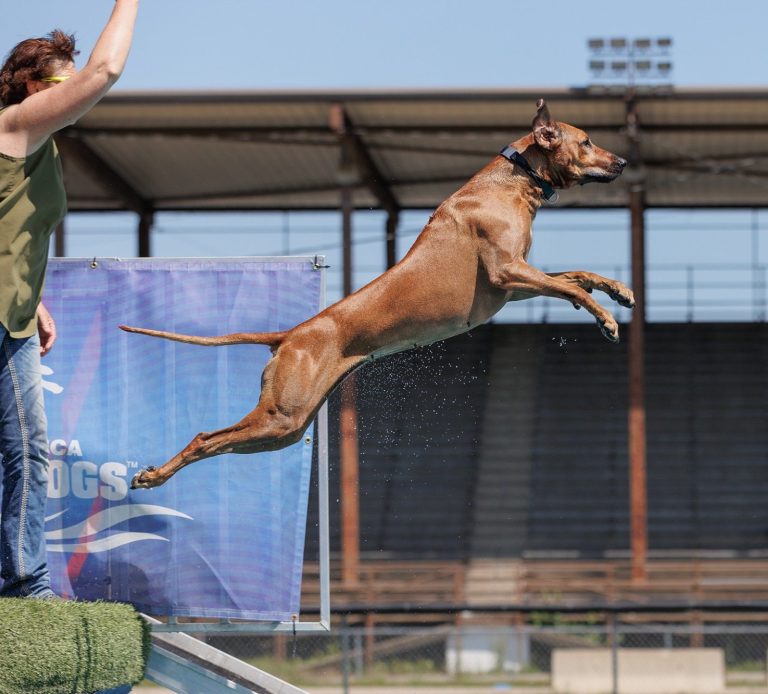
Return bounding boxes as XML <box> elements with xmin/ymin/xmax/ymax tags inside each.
<box><xmin>304</xmin><ymin>329</ymin><xmax>492</xmax><ymax>560</ymax></box>
<box><xmin>304</xmin><ymin>322</ymin><xmax>768</xmax><ymax>575</ymax></box>
<box><xmin>646</xmin><ymin>323</ymin><xmax>768</xmax><ymax>551</ymax></box>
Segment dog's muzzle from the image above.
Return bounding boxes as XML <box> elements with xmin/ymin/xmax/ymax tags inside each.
<box><xmin>580</xmin><ymin>157</ymin><xmax>627</xmax><ymax>184</ymax></box>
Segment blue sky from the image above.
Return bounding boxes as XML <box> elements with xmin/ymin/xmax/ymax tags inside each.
<box><xmin>2</xmin><ymin>0</ymin><xmax>766</xmax><ymax>321</ymax></box>
<box><xmin>3</xmin><ymin>0</ymin><xmax>766</xmax><ymax>89</ymax></box>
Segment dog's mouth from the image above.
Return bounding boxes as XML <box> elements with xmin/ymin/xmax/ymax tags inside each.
<box><xmin>578</xmin><ymin>156</ymin><xmax>627</xmax><ymax>185</ymax></box>
<box><xmin>579</xmin><ymin>166</ymin><xmax>625</xmax><ymax>184</ymax></box>
<box><xmin>580</xmin><ymin>171</ymin><xmax>620</xmax><ymax>184</ymax></box>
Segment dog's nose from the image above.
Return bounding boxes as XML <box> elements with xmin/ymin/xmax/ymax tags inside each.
<box><xmin>615</xmin><ymin>156</ymin><xmax>628</xmax><ymax>169</ymax></box>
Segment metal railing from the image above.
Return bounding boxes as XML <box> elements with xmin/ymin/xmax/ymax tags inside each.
<box><xmin>320</xmin><ymin>263</ymin><xmax>768</xmax><ymax>324</ymax></box>
<box><xmin>494</xmin><ymin>263</ymin><xmax>768</xmax><ymax>325</ymax></box>
<box><xmin>193</xmin><ymin>604</ymin><xmax>768</xmax><ymax>694</ymax></box>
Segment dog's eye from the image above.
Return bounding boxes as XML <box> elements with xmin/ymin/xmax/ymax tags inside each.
<box><xmin>581</xmin><ymin>139</ymin><xmax>592</xmax><ymax>148</ymax></box>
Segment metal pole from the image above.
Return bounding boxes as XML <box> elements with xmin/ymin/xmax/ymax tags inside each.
<box><xmin>752</xmin><ymin>209</ymin><xmax>764</xmax><ymax>320</ymax></box>
<box><xmin>340</xmin><ymin>185</ymin><xmax>360</xmax><ymax>587</ymax></box>
<box><xmin>317</xmin><ymin>400</ymin><xmax>332</xmax><ymax>630</ymax></box>
<box><xmin>283</xmin><ymin>210</ymin><xmax>291</xmax><ymax>256</ymax></box>
<box><xmin>687</xmin><ymin>266</ymin><xmax>694</xmax><ymax>322</ymax></box>
<box><xmin>610</xmin><ymin>613</ymin><xmax>619</xmax><ymax>694</ymax></box>
<box><xmin>138</xmin><ymin>211</ymin><xmax>154</xmax><ymax>258</ymax></box>
<box><xmin>355</xmin><ymin>631</ymin><xmax>364</xmax><ymax>677</ymax></box>
<box><xmin>629</xmin><ymin>185</ymin><xmax>648</xmax><ymax>582</ymax></box>
<box><xmin>386</xmin><ymin>209</ymin><xmax>399</xmax><ymax>269</ymax></box>
<box><xmin>340</xmin><ymin>374</ymin><xmax>360</xmax><ymax>586</ymax></box>
<box><xmin>341</xmin><ymin>615</ymin><xmax>350</xmax><ymax>694</ymax></box>
<box><xmin>752</xmin><ymin>208</ymin><xmax>759</xmax><ymax>267</ymax></box>
<box><xmin>54</xmin><ymin>219</ymin><xmax>65</xmax><ymax>257</ymax></box>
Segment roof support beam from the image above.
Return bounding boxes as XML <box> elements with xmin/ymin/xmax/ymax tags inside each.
<box><xmin>338</xmin><ymin>175</ymin><xmax>360</xmax><ymax>589</ymax></box>
<box><xmin>648</xmin><ymin>163</ymin><xmax>768</xmax><ymax>180</ymax></box>
<box><xmin>386</xmin><ymin>209</ymin><xmax>399</xmax><ymax>269</ymax></box>
<box><xmin>73</xmin><ymin>120</ymin><xmax>768</xmax><ymax>137</ymax></box>
<box><xmin>146</xmin><ymin>174</ymin><xmax>468</xmax><ymax>206</ymax></box>
<box><xmin>625</xmin><ymin>94</ymin><xmax>648</xmax><ymax>584</ymax></box>
<box><xmin>54</xmin><ymin>220</ymin><xmax>66</xmax><ymax>257</ymax></box>
<box><xmin>56</xmin><ymin>132</ymin><xmax>153</xmax><ymax>217</ymax></box>
<box><xmin>138</xmin><ymin>210</ymin><xmax>154</xmax><ymax>258</ymax></box>
<box><xmin>57</xmin><ymin>131</ymin><xmax>156</xmax><ymax>257</ymax></box>
<box><xmin>628</xmin><ymin>185</ymin><xmax>648</xmax><ymax>585</ymax></box>
<box><xmin>328</xmin><ymin>104</ymin><xmax>400</xmax><ymax>217</ymax></box>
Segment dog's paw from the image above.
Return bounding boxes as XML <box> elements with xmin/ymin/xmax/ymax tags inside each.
<box><xmin>598</xmin><ymin>315</ymin><xmax>620</xmax><ymax>343</ymax></box>
<box><xmin>609</xmin><ymin>283</ymin><xmax>635</xmax><ymax>309</ymax></box>
<box><xmin>131</xmin><ymin>466</ymin><xmax>158</xmax><ymax>490</ymax></box>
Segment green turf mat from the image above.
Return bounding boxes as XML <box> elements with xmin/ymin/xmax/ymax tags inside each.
<box><xmin>0</xmin><ymin>598</ymin><xmax>151</xmax><ymax>694</ymax></box>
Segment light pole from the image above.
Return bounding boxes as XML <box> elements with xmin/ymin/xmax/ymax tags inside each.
<box><xmin>586</xmin><ymin>37</ymin><xmax>674</xmax><ymax>582</ymax></box>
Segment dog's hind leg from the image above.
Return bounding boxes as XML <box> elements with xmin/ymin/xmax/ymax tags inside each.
<box><xmin>547</xmin><ymin>270</ymin><xmax>635</xmax><ymax>308</ymax></box>
<box><xmin>130</xmin><ymin>407</ymin><xmax>305</xmax><ymax>489</ymax></box>
<box><xmin>131</xmin><ymin>333</ymin><xmax>363</xmax><ymax>489</ymax></box>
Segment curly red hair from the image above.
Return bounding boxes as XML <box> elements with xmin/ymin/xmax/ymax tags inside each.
<box><xmin>0</xmin><ymin>30</ymin><xmax>79</xmax><ymax>106</ymax></box>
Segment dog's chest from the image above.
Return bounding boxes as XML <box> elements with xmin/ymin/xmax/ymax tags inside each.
<box><xmin>501</xmin><ymin>222</ymin><xmax>534</xmax><ymax>260</ymax></box>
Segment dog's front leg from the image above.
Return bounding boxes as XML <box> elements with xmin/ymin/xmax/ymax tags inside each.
<box><xmin>492</xmin><ymin>260</ymin><xmax>621</xmax><ymax>342</ymax></box>
<box><xmin>547</xmin><ymin>271</ymin><xmax>635</xmax><ymax>309</ymax></box>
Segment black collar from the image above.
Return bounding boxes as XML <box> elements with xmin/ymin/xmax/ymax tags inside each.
<box><xmin>499</xmin><ymin>145</ymin><xmax>559</xmax><ymax>203</ymax></box>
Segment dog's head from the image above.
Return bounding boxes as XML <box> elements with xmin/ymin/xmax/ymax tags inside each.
<box><xmin>529</xmin><ymin>99</ymin><xmax>627</xmax><ymax>187</ymax></box>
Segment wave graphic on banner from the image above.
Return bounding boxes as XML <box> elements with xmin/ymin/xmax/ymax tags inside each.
<box><xmin>40</xmin><ymin>364</ymin><xmax>63</xmax><ymax>395</ymax></box>
<box><xmin>45</xmin><ymin>504</ymin><xmax>193</xmax><ymax>553</ymax></box>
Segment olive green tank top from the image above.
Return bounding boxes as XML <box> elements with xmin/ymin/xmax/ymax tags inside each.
<box><xmin>0</xmin><ymin>126</ymin><xmax>67</xmax><ymax>337</ymax></box>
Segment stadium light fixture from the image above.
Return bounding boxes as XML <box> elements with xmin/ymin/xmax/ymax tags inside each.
<box><xmin>589</xmin><ymin>60</ymin><xmax>606</xmax><ymax>74</ymax></box>
<box><xmin>633</xmin><ymin>38</ymin><xmax>652</xmax><ymax>51</ymax></box>
<box><xmin>587</xmin><ymin>36</ymin><xmax>674</xmax><ymax>90</ymax></box>
<box><xmin>609</xmin><ymin>37</ymin><xmax>628</xmax><ymax>51</ymax></box>
<box><xmin>588</xmin><ymin>38</ymin><xmax>605</xmax><ymax>52</ymax></box>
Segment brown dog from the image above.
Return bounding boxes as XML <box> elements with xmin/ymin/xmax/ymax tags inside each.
<box><xmin>122</xmin><ymin>99</ymin><xmax>633</xmax><ymax>489</ymax></box>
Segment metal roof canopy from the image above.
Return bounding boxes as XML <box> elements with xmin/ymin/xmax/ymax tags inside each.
<box><xmin>57</xmin><ymin>87</ymin><xmax>768</xmax><ymax>214</ymax></box>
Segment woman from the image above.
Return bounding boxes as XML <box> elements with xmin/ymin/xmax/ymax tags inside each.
<box><xmin>0</xmin><ymin>0</ymin><xmax>139</xmax><ymax>598</ymax></box>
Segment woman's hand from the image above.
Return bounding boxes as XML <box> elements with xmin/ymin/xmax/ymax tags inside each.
<box><xmin>36</xmin><ymin>303</ymin><xmax>57</xmax><ymax>356</ymax></box>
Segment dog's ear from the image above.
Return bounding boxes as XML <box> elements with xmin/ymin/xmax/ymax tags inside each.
<box><xmin>532</xmin><ymin>98</ymin><xmax>563</xmax><ymax>151</ymax></box>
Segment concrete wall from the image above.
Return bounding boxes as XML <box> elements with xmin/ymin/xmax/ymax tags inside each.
<box><xmin>552</xmin><ymin>648</ymin><xmax>725</xmax><ymax>694</ymax></box>
<box><xmin>445</xmin><ymin>627</ymin><xmax>529</xmax><ymax>674</ymax></box>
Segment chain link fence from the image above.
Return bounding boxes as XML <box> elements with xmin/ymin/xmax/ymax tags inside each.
<box><xmin>186</xmin><ymin>616</ymin><xmax>768</xmax><ymax>692</ymax></box>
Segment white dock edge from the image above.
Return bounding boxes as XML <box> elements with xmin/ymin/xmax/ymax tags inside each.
<box><xmin>143</xmin><ymin>615</ymin><xmax>309</xmax><ymax>694</ymax></box>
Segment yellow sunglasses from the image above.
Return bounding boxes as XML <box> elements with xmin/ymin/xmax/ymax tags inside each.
<box><xmin>41</xmin><ymin>75</ymin><xmax>71</xmax><ymax>83</ymax></box>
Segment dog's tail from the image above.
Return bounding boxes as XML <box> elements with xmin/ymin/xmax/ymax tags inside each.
<box><xmin>119</xmin><ymin>325</ymin><xmax>286</xmax><ymax>349</ymax></box>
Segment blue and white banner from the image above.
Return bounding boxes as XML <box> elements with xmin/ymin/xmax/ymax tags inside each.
<box><xmin>40</xmin><ymin>258</ymin><xmax>321</xmax><ymax>620</ymax></box>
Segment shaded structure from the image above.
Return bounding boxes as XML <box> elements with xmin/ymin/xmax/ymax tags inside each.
<box><xmin>58</xmin><ymin>87</ymin><xmax>768</xmax><ymax>216</ymax></box>
<box><xmin>55</xmin><ymin>87</ymin><xmax>768</xmax><ymax>584</ymax></box>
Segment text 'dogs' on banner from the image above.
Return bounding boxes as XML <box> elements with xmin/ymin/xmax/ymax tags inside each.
<box><xmin>40</xmin><ymin>258</ymin><xmax>321</xmax><ymax>620</ymax></box>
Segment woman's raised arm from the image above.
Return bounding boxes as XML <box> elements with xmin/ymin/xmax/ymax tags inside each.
<box><xmin>1</xmin><ymin>0</ymin><xmax>139</xmax><ymax>155</ymax></box>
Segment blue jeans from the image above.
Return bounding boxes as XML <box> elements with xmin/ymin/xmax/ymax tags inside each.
<box><xmin>0</xmin><ymin>326</ymin><xmax>54</xmax><ymax>597</ymax></box>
